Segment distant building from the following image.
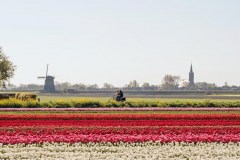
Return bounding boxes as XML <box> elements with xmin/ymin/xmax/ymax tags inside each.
<box><xmin>189</xmin><ymin>64</ymin><xmax>196</xmax><ymax>89</ymax></box>
<box><xmin>44</xmin><ymin>76</ymin><xmax>55</xmax><ymax>92</ymax></box>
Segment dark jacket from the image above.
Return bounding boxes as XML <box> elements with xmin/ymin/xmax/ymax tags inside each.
<box><xmin>119</xmin><ymin>90</ymin><xmax>123</xmax><ymax>97</ymax></box>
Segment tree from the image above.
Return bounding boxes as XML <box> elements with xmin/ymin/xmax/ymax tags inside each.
<box><xmin>87</xmin><ymin>84</ymin><xmax>99</xmax><ymax>90</ymax></box>
<box><xmin>127</xmin><ymin>80</ymin><xmax>139</xmax><ymax>88</ymax></box>
<box><xmin>207</xmin><ymin>83</ymin><xmax>217</xmax><ymax>90</ymax></box>
<box><xmin>224</xmin><ymin>81</ymin><xmax>229</xmax><ymax>87</ymax></box>
<box><xmin>103</xmin><ymin>83</ymin><xmax>114</xmax><ymax>89</ymax></box>
<box><xmin>72</xmin><ymin>83</ymin><xmax>87</xmax><ymax>90</ymax></box>
<box><xmin>0</xmin><ymin>47</ymin><xmax>16</xmax><ymax>88</ymax></box>
<box><xmin>195</xmin><ymin>82</ymin><xmax>217</xmax><ymax>90</ymax></box>
<box><xmin>141</xmin><ymin>82</ymin><xmax>159</xmax><ymax>90</ymax></box>
<box><xmin>55</xmin><ymin>82</ymin><xmax>71</xmax><ymax>91</ymax></box>
<box><xmin>26</xmin><ymin>84</ymin><xmax>43</xmax><ymax>90</ymax></box>
<box><xmin>61</xmin><ymin>82</ymin><xmax>71</xmax><ymax>90</ymax></box>
<box><xmin>161</xmin><ymin>75</ymin><xmax>180</xmax><ymax>90</ymax></box>
<box><xmin>223</xmin><ymin>81</ymin><xmax>230</xmax><ymax>90</ymax></box>
<box><xmin>181</xmin><ymin>81</ymin><xmax>190</xmax><ymax>89</ymax></box>
<box><xmin>142</xmin><ymin>82</ymin><xmax>150</xmax><ymax>90</ymax></box>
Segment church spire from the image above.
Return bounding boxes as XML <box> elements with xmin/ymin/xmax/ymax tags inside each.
<box><xmin>189</xmin><ymin>63</ymin><xmax>195</xmax><ymax>89</ymax></box>
<box><xmin>190</xmin><ymin>63</ymin><xmax>193</xmax><ymax>73</ymax></box>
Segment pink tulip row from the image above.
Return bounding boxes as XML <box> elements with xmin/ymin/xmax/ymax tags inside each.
<box><xmin>1</xmin><ymin>133</ymin><xmax>240</xmax><ymax>144</ymax></box>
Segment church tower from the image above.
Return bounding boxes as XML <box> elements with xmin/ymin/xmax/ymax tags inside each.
<box><xmin>189</xmin><ymin>64</ymin><xmax>195</xmax><ymax>89</ymax></box>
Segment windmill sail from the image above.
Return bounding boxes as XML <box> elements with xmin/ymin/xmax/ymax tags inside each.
<box><xmin>46</xmin><ymin>64</ymin><xmax>49</xmax><ymax>77</ymax></box>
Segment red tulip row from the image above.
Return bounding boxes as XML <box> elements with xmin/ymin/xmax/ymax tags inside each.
<box><xmin>0</xmin><ymin>126</ymin><xmax>240</xmax><ymax>144</ymax></box>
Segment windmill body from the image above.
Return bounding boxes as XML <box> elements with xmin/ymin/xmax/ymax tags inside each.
<box><xmin>44</xmin><ymin>76</ymin><xmax>55</xmax><ymax>92</ymax></box>
<box><xmin>38</xmin><ymin>65</ymin><xmax>56</xmax><ymax>92</ymax></box>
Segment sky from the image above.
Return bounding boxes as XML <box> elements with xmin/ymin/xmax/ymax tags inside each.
<box><xmin>0</xmin><ymin>0</ymin><xmax>239</xmax><ymax>87</ymax></box>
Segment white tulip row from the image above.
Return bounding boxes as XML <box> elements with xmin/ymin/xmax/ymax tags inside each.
<box><xmin>0</xmin><ymin>142</ymin><xmax>240</xmax><ymax>160</ymax></box>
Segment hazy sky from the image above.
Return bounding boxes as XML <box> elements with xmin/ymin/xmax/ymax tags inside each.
<box><xmin>0</xmin><ymin>0</ymin><xmax>239</xmax><ymax>87</ymax></box>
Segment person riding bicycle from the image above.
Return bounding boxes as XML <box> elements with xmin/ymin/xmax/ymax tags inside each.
<box><xmin>114</xmin><ymin>89</ymin><xmax>125</xmax><ymax>101</ymax></box>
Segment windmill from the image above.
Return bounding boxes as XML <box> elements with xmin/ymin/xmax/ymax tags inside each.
<box><xmin>38</xmin><ymin>64</ymin><xmax>55</xmax><ymax>92</ymax></box>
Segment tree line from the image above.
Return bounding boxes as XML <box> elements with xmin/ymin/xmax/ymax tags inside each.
<box><xmin>0</xmin><ymin>47</ymin><xmax>239</xmax><ymax>91</ymax></box>
<box><xmin>7</xmin><ymin>78</ymin><xmax>240</xmax><ymax>91</ymax></box>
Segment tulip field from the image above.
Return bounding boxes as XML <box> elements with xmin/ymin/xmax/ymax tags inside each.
<box><xmin>1</xmin><ymin>108</ymin><xmax>240</xmax><ymax>159</ymax></box>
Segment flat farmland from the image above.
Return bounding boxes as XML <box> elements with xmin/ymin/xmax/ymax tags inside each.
<box><xmin>1</xmin><ymin>94</ymin><xmax>240</xmax><ymax>108</ymax></box>
<box><xmin>38</xmin><ymin>95</ymin><xmax>240</xmax><ymax>103</ymax></box>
